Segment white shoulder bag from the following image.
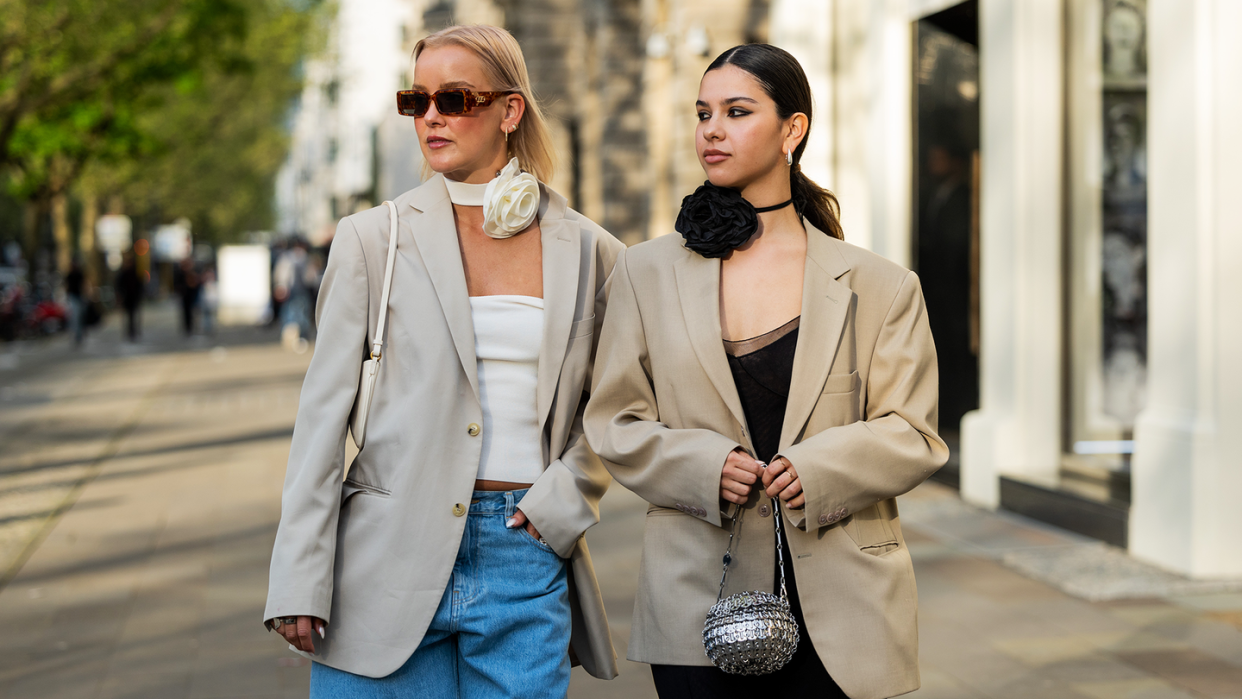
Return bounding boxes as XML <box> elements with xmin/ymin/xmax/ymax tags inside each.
<box><xmin>348</xmin><ymin>200</ymin><xmax>400</xmax><ymax>449</ymax></box>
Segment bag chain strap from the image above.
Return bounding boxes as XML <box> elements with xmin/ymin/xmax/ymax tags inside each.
<box><xmin>715</xmin><ymin>463</ymin><xmax>789</xmax><ymax>603</ymax></box>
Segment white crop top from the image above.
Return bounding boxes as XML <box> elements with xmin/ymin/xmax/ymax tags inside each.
<box><xmin>470</xmin><ymin>295</ymin><xmax>545</xmax><ymax>484</ymax></box>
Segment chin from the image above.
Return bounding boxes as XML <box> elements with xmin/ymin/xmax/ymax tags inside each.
<box><xmin>704</xmin><ymin>166</ymin><xmax>747</xmax><ymax>190</ymax></box>
<box><xmin>423</xmin><ymin>153</ymin><xmax>461</xmax><ymax>175</ymax></box>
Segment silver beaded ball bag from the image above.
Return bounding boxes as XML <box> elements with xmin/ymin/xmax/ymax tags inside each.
<box><xmin>702</xmin><ymin>499</ymin><xmax>799</xmax><ymax>675</ymax></box>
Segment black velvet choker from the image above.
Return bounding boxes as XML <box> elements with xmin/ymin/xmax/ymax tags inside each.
<box><xmin>675</xmin><ymin>182</ymin><xmax>794</xmax><ymax>259</ymax></box>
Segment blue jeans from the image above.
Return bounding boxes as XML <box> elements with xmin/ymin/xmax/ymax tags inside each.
<box><xmin>311</xmin><ymin>489</ymin><xmax>571</xmax><ymax>698</ymax></box>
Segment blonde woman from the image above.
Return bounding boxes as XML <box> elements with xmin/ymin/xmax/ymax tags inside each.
<box><xmin>265</xmin><ymin>25</ymin><xmax>622</xmax><ymax>697</ymax></box>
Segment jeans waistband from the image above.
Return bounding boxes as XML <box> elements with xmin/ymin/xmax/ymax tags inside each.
<box><xmin>469</xmin><ymin>488</ymin><xmax>530</xmax><ymax>517</ymax></box>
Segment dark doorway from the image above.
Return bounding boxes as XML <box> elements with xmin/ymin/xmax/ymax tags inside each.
<box><xmin>913</xmin><ymin>1</ymin><xmax>980</xmax><ymax>488</ymax></box>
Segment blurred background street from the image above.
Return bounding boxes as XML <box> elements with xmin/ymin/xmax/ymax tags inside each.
<box><xmin>2</xmin><ymin>0</ymin><xmax>1241</xmax><ymax>696</ymax></box>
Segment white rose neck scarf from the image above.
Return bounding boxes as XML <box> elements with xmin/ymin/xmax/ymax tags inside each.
<box><xmin>444</xmin><ymin>158</ymin><xmax>540</xmax><ymax>239</ymax></box>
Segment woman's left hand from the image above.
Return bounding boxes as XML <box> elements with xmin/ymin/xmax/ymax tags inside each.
<box><xmin>506</xmin><ymin>508</ymin><xmax>543</xmax><ymax>541</ymax></box>
<box><xmin>762</xmin><ymin>457</ymin><xmax>805</xmax><ymax>509</ymax></box>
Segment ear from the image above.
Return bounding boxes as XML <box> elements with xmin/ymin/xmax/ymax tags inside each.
<box><xmin>783</xmin><ymin>112</ymin><xmax>809</xmax><ymax>155</ymax></box>
<box><xmin>502</xmin><ymin>93</ymin><xmax>527</xmax><ymax>132</ymax></box>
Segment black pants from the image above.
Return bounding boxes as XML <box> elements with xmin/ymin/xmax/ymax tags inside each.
<box><xmin>124</xmin><ymin>307</ymin><xmax>140</xmax><ymax>341</ymax></box>
<box><xmin>652</xmin><ymin>533</ymin><xmax>848</xmax><ymax>698</ymax></box>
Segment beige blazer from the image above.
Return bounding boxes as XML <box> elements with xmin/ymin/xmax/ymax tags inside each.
<box><xmin>583</xmin><ymin>225</ymin><xmax>949</xmax><ymax>699</ymax></box>
<box><xmin>265</xmin><ymin>175</ymin><xmax>625</xmax><ymax>679</ymax></box>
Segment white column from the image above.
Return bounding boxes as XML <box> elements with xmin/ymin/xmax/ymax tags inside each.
<box><xmin>1131</xmin><ymin>0</ymin><xmax>1242</xmax><ymax>577</ymax></box>
<box><xmin>826</xmin><ymin>0</ymin><xmax>911</xmax><ymax>265</ymax></box>
<box><xmin>770</xmin><ymin>0</ymin><xmax>836</xmax><ymax>192</ymax></box>
<box><xmin>960</xmin><ymin>0</ymin><xmax>1063</xmax><ymax>508</ymax></box>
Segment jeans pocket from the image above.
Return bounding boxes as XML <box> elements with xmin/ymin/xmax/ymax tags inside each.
<box><xmin>516</xmin><ymin>527</ymin><xmax>558</xmax><ymax>556</ymax></box>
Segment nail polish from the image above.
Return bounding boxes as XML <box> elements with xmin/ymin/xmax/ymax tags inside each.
<box><xmin>505</xmin><ymin>518</ymin><xmax>517</xmax><ymax>529</ymax></box>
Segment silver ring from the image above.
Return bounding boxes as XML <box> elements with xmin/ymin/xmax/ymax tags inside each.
<box><xmin>281</xmin><ymin>616</ymin><xmax>298</xmax><ymax>626</ymax></box>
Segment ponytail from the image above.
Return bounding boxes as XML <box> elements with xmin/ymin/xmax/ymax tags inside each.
<box><xmin>792</xmin><ymin>167</ymin><xmax>844</xmax><ymax>240</ymax></box>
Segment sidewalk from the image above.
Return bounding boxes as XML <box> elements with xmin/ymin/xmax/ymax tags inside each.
<box><xmin>1</xmin><ymin>311</ymin><xmax>1240</xmax><ymax>698</ymax></box>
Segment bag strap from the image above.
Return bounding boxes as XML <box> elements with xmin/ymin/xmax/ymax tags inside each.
<box><xmin>715</xmin><ymin>462</ymin><xmax>790</xmax><ymax>603</ymax></box>
<box><xmin>371</xmin><ymin>201</ymin><xmax>400</xmax><ymax>360</ymax></box>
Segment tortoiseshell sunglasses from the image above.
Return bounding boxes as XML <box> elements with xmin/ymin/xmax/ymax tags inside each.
<box><xmin>396</xmin><ymin>89</ymin><xmax>515</xmax><ymax>117</ymax></box>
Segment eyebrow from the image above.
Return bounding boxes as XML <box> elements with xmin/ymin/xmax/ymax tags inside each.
<box><xmin>695</xmin><ymin>96</ymin><xmax>760</xmax><ymax>108</ymax></box>
<box><xmin>410</xmin><ymin>80</ymin><xmax>477</xmax><ymax>91</ymax></box>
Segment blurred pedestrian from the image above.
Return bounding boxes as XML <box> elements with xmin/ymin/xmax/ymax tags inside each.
<box><xmin>200</xmin><ymin>264</ymin><xmax>218</xmax><ymax>336</ymax></box>
<box><xmin>584</xmin><ymin>44</ymin><xmax>948</xmax><ymax>699</ymax></box>
<box><xmin>264</xmin><ymin>24</ymin><xmax>622</xmax><ymax>697</ymax></box>
<box><xmin>172</xmin><ymin>258</ymin><xmax>200</xmax><ymax>336</ymax></box>
<box><xmin>64</xmin><ymin>259</ymin><xmax>86</xmax><ymax>347</ymax></box>
<box><xmin>273</xmin><ymin>242</ymin><xmax>312</xmax><ymax>349</ymax></box>
<box><xmin>114</xmin><ymin>253</ymin><xmax>143</xmax><ymax>342</ymax></box>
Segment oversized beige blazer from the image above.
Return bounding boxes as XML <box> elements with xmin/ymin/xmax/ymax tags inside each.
<box><xmin>583</xmin><ymin>225</ymin><xmax>949</xmax><ymax>699</ymax></box>
<box><xmin>265</xmin><ymin>174</ymin><xmax>624</xmax><ymax>679</ymax></box>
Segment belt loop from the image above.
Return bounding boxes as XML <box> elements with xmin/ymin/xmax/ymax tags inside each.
<box><xmin>504</xmin><ymin>490</ymin><xmax>516</xmax><ymax>519</ymax></box>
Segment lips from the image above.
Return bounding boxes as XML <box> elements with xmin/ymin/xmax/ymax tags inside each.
<box><xmin>426</xmin><ymin>136</ymin><xmax>452</xmax><ymax>150</ymax></box>
<box><xmin>702</xmin><ymin>149</ymin><xmax>729</xmax><ymax>164</ymax></box>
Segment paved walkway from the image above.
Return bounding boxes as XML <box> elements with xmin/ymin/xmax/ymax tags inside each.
<box><xmin>1</xmin><ymin>307</ymin><xmax>1240</xmax><ymax>698</ymax></box>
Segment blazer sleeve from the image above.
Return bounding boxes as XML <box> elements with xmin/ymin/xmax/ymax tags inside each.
<box><xmin>263</xmin><ymin>217</ymin><xmax>370</xmax><ymax>624</ymax></box>
<box><xmin>777</xmin><ymin>270</ymin><xmax>948</xmax><ymax>530</ymax></box>
<box><xmin>584</xmin><ymin>249</ymin><xmax>741</xmax><ymax>528</ymax></box>
<box><xmin>518</xmin><ymin>233</ymin><xmax>624</xmax><ymax>557</ymax></box>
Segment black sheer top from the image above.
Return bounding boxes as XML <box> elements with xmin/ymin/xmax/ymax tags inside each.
<box><xmin>723</xmin><ymin>316</ymin><xmax>800</xmax><ymax>464</ymax></box>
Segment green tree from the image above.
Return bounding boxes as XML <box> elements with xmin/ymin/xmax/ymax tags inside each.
<box><xmin>87</xmin><ymin>0</ymin><xmax>326</xmax><ymax>247</ymax></box>
<box><xmin>0</xmin><ymin>0</ymin><xmax>249</xmax><ymax>171</ymax></box>
<box><xmin>0</xmin><ymin>0</ymin><xmax>324</xmax><ymax>267</ymax></box>
<box><xmin>0</xmin><ymin>0</ymin><xmax>250</xmax><ymax>265</ymax></box>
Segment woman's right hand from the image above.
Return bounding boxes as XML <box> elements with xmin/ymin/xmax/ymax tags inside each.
<box><xmin>720</xmin><ymin>449</ymin><xmax>764</xmax><ymax>505</ymax></box>
<box><xmin>272</xmin><ymin>615</ymin><xmax>326</xmax><ymax>654</ymax></box>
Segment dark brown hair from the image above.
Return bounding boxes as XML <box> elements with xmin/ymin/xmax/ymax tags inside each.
<box><xmin>706</xmin><ymin>44</ymin><xmax>844</xmax><ymax>240</ymax></box>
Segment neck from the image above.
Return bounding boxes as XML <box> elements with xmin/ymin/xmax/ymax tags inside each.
<box><xmin>443</xmin><ymin>150</ymin><xmax>511</xmax><ymax>185</ymax></box>
<box><xmin>737</xmin><ymin>167</ymin><xmax>793</xmax><ymax>211</ymax></box>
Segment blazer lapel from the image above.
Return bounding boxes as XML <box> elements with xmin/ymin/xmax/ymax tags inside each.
<box><xmin>536</xmin><ymin>187</ymin><xmax>580</xmax><ymax>432</ymax></box>
<box><xmin>781</xmin><ymin>224</ymin><xmax>853</xmax><ymax>449</ymax></box>
<box><xmin>406</xmin><ymin>175</ymin><xmax>479</xmax><ymax>399</ymax></box>
<box><xmin>673</xmin><ymin>250</ymin><xmax>749</xmax><ymax>439</ymax></box>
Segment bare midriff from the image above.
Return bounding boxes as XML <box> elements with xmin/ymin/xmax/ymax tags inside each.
<box><xmin>474</xmin><ymin>479</ymin><xmax>535</xmax><ymax>492</ymax></box>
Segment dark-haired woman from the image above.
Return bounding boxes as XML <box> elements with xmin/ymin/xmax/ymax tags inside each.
<box><xmin>584</xmin><ymin>44</ymin><xmax>947</xmax><ymax>699</ymax></box>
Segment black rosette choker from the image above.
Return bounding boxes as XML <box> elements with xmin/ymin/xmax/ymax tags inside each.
<box><xmin>675</xmin><ymin>182</ymin><xmax>793</xmax><ymax>259</ymax></box>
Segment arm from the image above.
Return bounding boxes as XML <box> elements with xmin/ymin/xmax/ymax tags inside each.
<box><xmin>583</xmin><ymin>250</ymin><xmax>741</xmax><ymax>528</ymax></box>
<box><xmin>264</xmin><ymin>217</ymin><xmax>370</xmax><ymax>626</ymax></box>
<box><xmin>517</xmin><ymin>235</ymin><xmax>623</xmax><ymax>557</ymax></box>
<box><xmin>776</xmin><ymin>271</ymin><xmax>948</xmax><ymax>530</ymax></box>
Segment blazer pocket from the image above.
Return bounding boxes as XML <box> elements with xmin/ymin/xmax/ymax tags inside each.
<box><xmin>842</xmin><ymin>503</ymin><xmax>900</xmax><ymax>557</ymax></box>
<box><xmin>821</xmin><ymin>370</ymin><xmax>861</xmax><ymax>395</ymax></box>
<box><xmin>570</xmin><ymin>315</ymin><xmax>596</xmax><ymax>338</ymax></box>
<box><xmin>806</xmin><ymin>371</ymin><xmax>862</xmax><ymax>432</ymax></box>
<box><xmin>342</xmin><ymin>478</ymin><xmax>391</xmax><ymax>504</ymax></box>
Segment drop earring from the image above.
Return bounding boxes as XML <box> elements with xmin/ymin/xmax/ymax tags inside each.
<box><xmin>785</xmin><ymin>148</ymin><xmax>793</xmax><ymax>166</ymax></box>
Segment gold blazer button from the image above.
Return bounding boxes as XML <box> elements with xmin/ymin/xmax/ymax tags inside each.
<box><xmin>453</xmin><ymin>503</ymin><xmax>466</xmax><ymax>517</ymax></box>
<box><xmin>467</xmin><ymin>423</ymin><xmax>481</xmax><ymax>436</ymax></box>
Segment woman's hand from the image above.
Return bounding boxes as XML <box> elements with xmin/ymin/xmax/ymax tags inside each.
<box><xmin>506</xmin><ymin>508</ymin><xmax>542</xmax><ymax>541</ymax></box>
<box><xmin>720</xmin><ymin>449</ymin><xmax>764</xmax><ymax>505</ymax></box>
<box><xmin>271</xmin><ymin>615</ymin><xmax>326</xmax><ymax>654</ymax></box>
<box><xmin>762</xmin><ymin>456</ymin><xmax>805</xmax><ymax>509</ymax></box>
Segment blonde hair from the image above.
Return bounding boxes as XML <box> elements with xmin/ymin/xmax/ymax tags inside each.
<box><xmin>414</xmin><ymin>25</ymin><xmax>556</xmax><ymax>183</ymax></box>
